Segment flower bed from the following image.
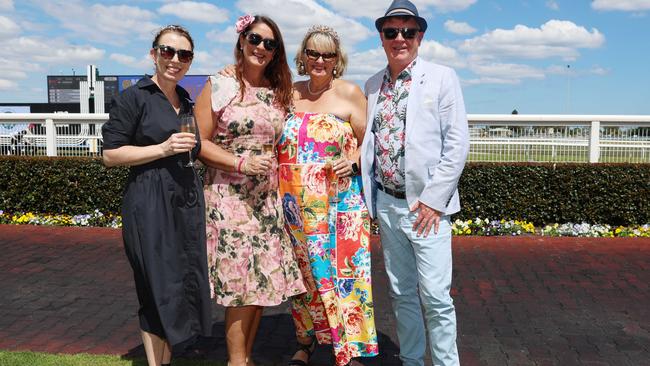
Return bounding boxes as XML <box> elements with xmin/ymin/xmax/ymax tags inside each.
<box><xmin>0</xmin><ymin>210</ymin><xmax>121</xmax><ymax>228</ymax></box>
<box><xmin>451</xmin><ymin>218</ymin><xmax>649</xmax><ymax>237</ymax></box>
<box><xmin>1</xmin><ymin>210</ymin><xmax>648</xmax><ymax>238</ymax></box>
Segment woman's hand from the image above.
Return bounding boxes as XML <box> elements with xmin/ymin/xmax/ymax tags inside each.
<box><xmin>218</xmin><ymin>64</ymin><xmax>237</xmax><ymax>78</ymax></box>
<box><xmin>161</xmin><ymin>132</ymin><xmax>196</xmax><ymax>156</ymax></box>
<box><xmin>330</xmin><ymin>157</ymin><xmax>355</xmax><ymax>177</ymax></box>
<box><xmin>241</xmin><ymin>154</ymin><xmax>273</xmax><ymax>175</ymax></box>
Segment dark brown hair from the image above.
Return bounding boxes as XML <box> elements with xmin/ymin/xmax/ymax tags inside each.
<box><xmin>152</xmin><ymin>24</ymin><xmax>194</xmax><ymax>50</ymax></box>
<box><xmin>234</xmin><ymin>15</ymin><xmax>292</xmax><ymax>112</ymax></box>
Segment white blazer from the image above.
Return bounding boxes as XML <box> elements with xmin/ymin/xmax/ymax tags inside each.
<box><xmin>360</xmin><ymin>57</ymin><xmax>470</xmax><ymax>218</ymax></box>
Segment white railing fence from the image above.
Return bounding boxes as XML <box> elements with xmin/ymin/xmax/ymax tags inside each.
<box><xmin>0</xmin><ymin>113</ymin><xmax>107</xmax><ymax>158</ymax></box>
<box><xmin>469</xmin><ymin>114</ymin><xmax>650</xmax><ymax>163</ymax></box>
<box><xmin>1</xmin><ymin>113</ymin><xmax>649</xmax><ymax>163</ymax></box>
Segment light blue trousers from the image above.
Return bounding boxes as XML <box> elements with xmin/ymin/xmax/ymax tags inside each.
<box><xmin>376</xmin><ymin>189</ymin><xmax>459</xmax><ymax>366</ymax></box>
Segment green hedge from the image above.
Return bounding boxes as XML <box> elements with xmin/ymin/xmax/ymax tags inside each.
<box><xmin>1</xmin><ymin>157</ymin><xmax>648</xmax><ymax>225</ymax></box>
<box><xmin>458</xmin><ymin>163</ymin><xmax>650</xmax><ymax>225</ymax></box>
<box><xmin>0</xmin><ymin>156</ymin><xmax>128</xmax><ymax>215</ymax></box>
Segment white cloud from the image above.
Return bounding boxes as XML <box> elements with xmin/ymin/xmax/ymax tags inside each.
<box><xmin>158</xmin><ymin>1</ymin><xmax>229</xmax><ymax>24</ymax></box>
<box><xmin>547</xmin><ymin>64</ymin><xmax>610</xmax><ymax>76</ymax></box>
<box><xmin>591</xmin><ymin>0</ymin><xmax>650</xmax><ymax>11</ymax></box>
<box><xmin>0</xmin><ymin>79</ymin><xmax>17</xmax><ymax>90</ymax></box>
<box><xmin>189</xmin><ymin>49</ymin><xmax>233</xmax><ymax>75</ymax></box>
<box><xmin>322</xmin><ymin>0</ymin><xmax>476</xmax><ymax>18</ymax></box>
<box><xmin>206</xmin><ymin>26</ymin><xmax>237</xmax><ymax>44</ymax></box>
<box><xmin>0</xmin><ymin>15</ymin><xmax>20</xmax><ymax>38</ymax></box>
<box><xmin>35</xmin><ymin>46</ymin><xmax>105</xmax><ymax>64</ymax></box>
<box><xmin>0</xmin><ymin>57</ymin><xmax>41</xmax><ymax>80</ymax></box>
<box><xmin>419</xmin><ymin>40</ymin><xmax>466</xmax><ymax>69</ymax></box>
<box><xmin>459</xmin><ymin>20</ymin><xmax>605</xmax><ymax>61</ymax></box>
<box><xmin>470</xmin><ymin>62</ymin><xmax>545</xmax><ymax>82</ymax></box>
<box><xmin>546</xmin><ymin>0</ymin><xmax>560</xmax><ymax>10</ymax></box>
<box><xmin>546</xmin><ymin>64</ymin><xmax>574</xmax><ymax>75</ymax></box>
<box><xmin>8</xmin><ymin>36</ymin><xmax>105</xmax><ymax>64</ymax></box>
<box><xmin>0</xmin><ymin>0</ymin><xmax>13</xmax><ymax>11</ymax></box>
<box><xmin>236</xmin><ymin>0</ymin><xmax>373</xmax><ymax>53</ymax></box>
<box><xmin>343</xmin><ymin>40</ymin><xmax>465</xmax><ymax>82</ymax></box>
<box><xmin>419</xmin><ymin>0</ymin><xmax>477</xmax><ymax>13</ymax></box>
<box><xmin>345</xmin><ymin>48</ymin><xmax>387</xmax><ymax>82</ymax></box>
<box><xmin>110</xmin><ymin>53</ymin><xmax>152</xmax><ymax>71</ymax></box>
<box><xmin>444</xmin><ymin>20</ymin><xmax>476</xmax><ymax>35</ymax></box>
<box><xmin>587</xmin><ymin>65</ymin><xmax>609</xmax><ymax>75</ymax></box>
<box><xmin>35</xmin><ymin>0</ymin><xmax>160</xmax><ymax>45</ymax></box>
<box><xmin>464</xmin><ymin>61</ymin><xmax>550</xmax><ymax>86</ymax></box>
<box><xmin>463</xmin><ymin>77</ymin><xmax>520</xmax><ymax>85</ymax></box>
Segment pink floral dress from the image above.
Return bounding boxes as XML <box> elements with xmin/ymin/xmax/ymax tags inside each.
<box><xmin>203</xmin><ymin>79</ymin><xmax>305</xmax><ymax>307</ymax></box>
<box><xmin>278</xmin><ymin>112</ymin><xmax>378</xmax><ymax>365</ymax></box>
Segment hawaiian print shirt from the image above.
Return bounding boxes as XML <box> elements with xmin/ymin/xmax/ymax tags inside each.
<box><xmin>373</xmin><ymin>60</ymin><xmax>416</xmax><ymax>193</ymax></box>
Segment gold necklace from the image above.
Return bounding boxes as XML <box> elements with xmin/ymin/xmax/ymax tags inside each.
<box><xmin>307</xmin><ymin>79</ymin><xmax>332</xmax><ymax>95</ymax></box>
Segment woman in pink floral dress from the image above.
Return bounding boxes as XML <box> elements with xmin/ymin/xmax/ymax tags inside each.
<box><xmin>281</xmin><ymin>26</ymin><xmax>378</xmax><ymax>366</ymax></box>
<box><xmin>195</xmin><ymin>15</ymin><xmax>305</xmax><ymax>366</ymax></box>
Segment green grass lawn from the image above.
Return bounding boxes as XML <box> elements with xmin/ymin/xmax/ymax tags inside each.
<box><xmin>0</xmin><ymin>351</ymin><xmax>225</xmax><ymax>366</ymax></box>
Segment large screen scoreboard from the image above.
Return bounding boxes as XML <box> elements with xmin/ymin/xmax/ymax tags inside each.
<box><xmin>47</xmin><ymin>75</ymin><xmax>208</xmax><ymax>104</ymax></box>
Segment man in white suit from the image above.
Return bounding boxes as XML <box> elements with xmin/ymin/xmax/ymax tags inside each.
<box><xmin>360</xmin><ymin>1</ymin><xmax>469</xmax><ymax>365</ymax></box>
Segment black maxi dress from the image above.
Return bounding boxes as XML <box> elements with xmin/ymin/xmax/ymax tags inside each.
<box><xmin>102</xmin><ymin>76</ymin><xmax>212</xmax><ymax>345</ymax></box>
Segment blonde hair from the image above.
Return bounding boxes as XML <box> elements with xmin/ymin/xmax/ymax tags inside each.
<box><xmin>295</xmin><ymin>25</ymin><xmax>347</xmax><ymax>78</ymax></box>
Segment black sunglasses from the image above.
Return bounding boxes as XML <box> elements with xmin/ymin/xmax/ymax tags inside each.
<box><xmin>304</xmin><ymin>49</ymin><xmax>337</xmax><ymax>61</ymax></box>
<box><xmin>382</xmin><ymin>27</ymin><xmax>420</xmax><ymax>40</ymax></box>
<box><xmin>155</xmin><ymin>45</ymin><xmax>194</xmax><ymax>63</ymax></box>
<box><xmin>244</xmin><ymin>32</ymin><xmax>279</xmax><ymax>51</ymax></box>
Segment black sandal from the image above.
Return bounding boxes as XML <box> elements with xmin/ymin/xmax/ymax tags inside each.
<box><xmin>287</xmin><ymin>337</ymin><xmax>317</xmax><ymax>366</ymax></box>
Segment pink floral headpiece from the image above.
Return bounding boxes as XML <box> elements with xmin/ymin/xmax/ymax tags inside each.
<box><xmin>235</xmin><ymin>15</ymin><xmax>255</xmax><ymax>33</ymax></box>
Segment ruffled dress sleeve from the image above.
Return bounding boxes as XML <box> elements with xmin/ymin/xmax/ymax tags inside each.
<box><xmin>209</xmin><ymin>74</ymin><xmax>239</xmax><ymax>114</ymax></box>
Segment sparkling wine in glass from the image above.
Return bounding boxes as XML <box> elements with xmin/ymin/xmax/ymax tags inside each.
<box><xmin>324</xmin><ymin>161</ymin><xmax>340</xmax><ymax>204</ymax></box>
<box><xmin>179</xmin><ymin>114</ymin><xmax>196</xmax><ymax>168</ymax></box>
<box><xmin>262</xmin><ymin>142</ymin><xmax>274</xmax><ymax>156</ymax></box>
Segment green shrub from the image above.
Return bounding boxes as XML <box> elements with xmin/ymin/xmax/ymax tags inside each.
<box><xmin>1</xmin><ymin>157</ymin><xmax>648</xmax><ymax>225</ymax></box>
<box><xmin>458</xmin><ymin>163</ymin><xmax>650</xmax><ymax>225</ymax></box>
<box><xmin>0</xmin><ymin>156</ymin><xmax>128</xmax><ymax>215</ymax></box>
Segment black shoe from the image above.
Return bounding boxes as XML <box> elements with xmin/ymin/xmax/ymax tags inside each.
<box><xmin>287</xmin><ymin>337</ymin><xmax>317</xmax><ymax>366</ymax></box>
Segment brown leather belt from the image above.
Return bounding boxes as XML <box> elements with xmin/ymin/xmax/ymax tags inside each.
<box><xmin>377</xmin><ymin>183</ymin><xmax>406</xmax><ymax>199</ymax></box>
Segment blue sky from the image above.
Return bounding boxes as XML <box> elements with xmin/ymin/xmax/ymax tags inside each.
<box><xmin>1</xmin><ymin>0</ymin><xmax>649</xmax><ymax>114</ymax></box>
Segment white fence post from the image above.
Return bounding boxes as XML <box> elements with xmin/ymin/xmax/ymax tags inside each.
<box><xmin>45</xmin><ymin>118</ymin><xmax>57</xmax><ymax>157</ymax></box>
<box><xmin>589</xmin><ymin>120</ymin><xmax>600</xmax><ymax>163</ymax></box>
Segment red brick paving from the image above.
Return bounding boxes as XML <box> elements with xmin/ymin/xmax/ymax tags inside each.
<box><xmin>0</xmin><ymin>225</ymin><xmax>649</xmax><ymax>365</ymax></box>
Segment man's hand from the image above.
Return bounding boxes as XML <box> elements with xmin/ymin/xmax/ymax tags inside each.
<box><xmin>409</xmin><ymin>201</ymin><xmax>441</xmax><ymax>238</ymax></box>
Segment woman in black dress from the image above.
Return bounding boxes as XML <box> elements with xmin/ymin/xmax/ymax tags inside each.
<box><xmin>102</xmin><ymin>25</ymin><xmax>211</xmax><ymax>366</ymax></box>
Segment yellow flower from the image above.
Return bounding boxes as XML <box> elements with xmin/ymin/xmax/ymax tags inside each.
<box><xmin>306</xmin><ymin>114</ymin><xmax>344</xmax><ymax>143</ymax></box>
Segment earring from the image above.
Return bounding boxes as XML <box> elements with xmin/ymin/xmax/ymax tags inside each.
<box><xmin>332</xmin><ymin>68</ymin><xmax>338</xmax><ymax>77</ymax></box>
<box><xmin>298</xmin><ymin>61</ymin><xmax>305</xmax><ymax>75</ymax></box>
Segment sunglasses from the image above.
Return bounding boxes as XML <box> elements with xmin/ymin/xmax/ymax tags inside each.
<box><xmin>244</xmin><ymin>32</ymin><xmax>279</xmax><ymax>51</ymax></box>
<box><xmin>381</xmin><ymin>27</ymin><xmax>421</xmax><ymax>40</ymax></box>
<box><xmin>155</xmin><ymin>45</ymin><xmax>194</xmax><ymax>63</ymax></box>
<box><xmin>304</xmin><ymin>49</ymin><xmax>337</xmax><ymax>62</ymax></box>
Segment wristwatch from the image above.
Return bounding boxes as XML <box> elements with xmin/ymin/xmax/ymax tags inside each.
<box><xmin>350</xmin><ymin>161</ymin><xmax>359</xmax><ymax>175</ymax></box>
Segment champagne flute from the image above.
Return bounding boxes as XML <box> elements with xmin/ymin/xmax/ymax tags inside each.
<box><xmin>262</xmin><ymin>136</ymin><xmax>275</xmax><ymax>157</ymax></box>
<box><xmin>179</xmin><ymin>114</ymin><xmax>196</xmax><ymax>168</ymax></box>
<box><xmin>324</xmin><ymin>160</ymin><xmax>340</xmax><ymax>204</ymax></box>
<box><xmin>259</xmin><ymin>133</ymin><xmax>275</xmax><ymax>177</ymax></box>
